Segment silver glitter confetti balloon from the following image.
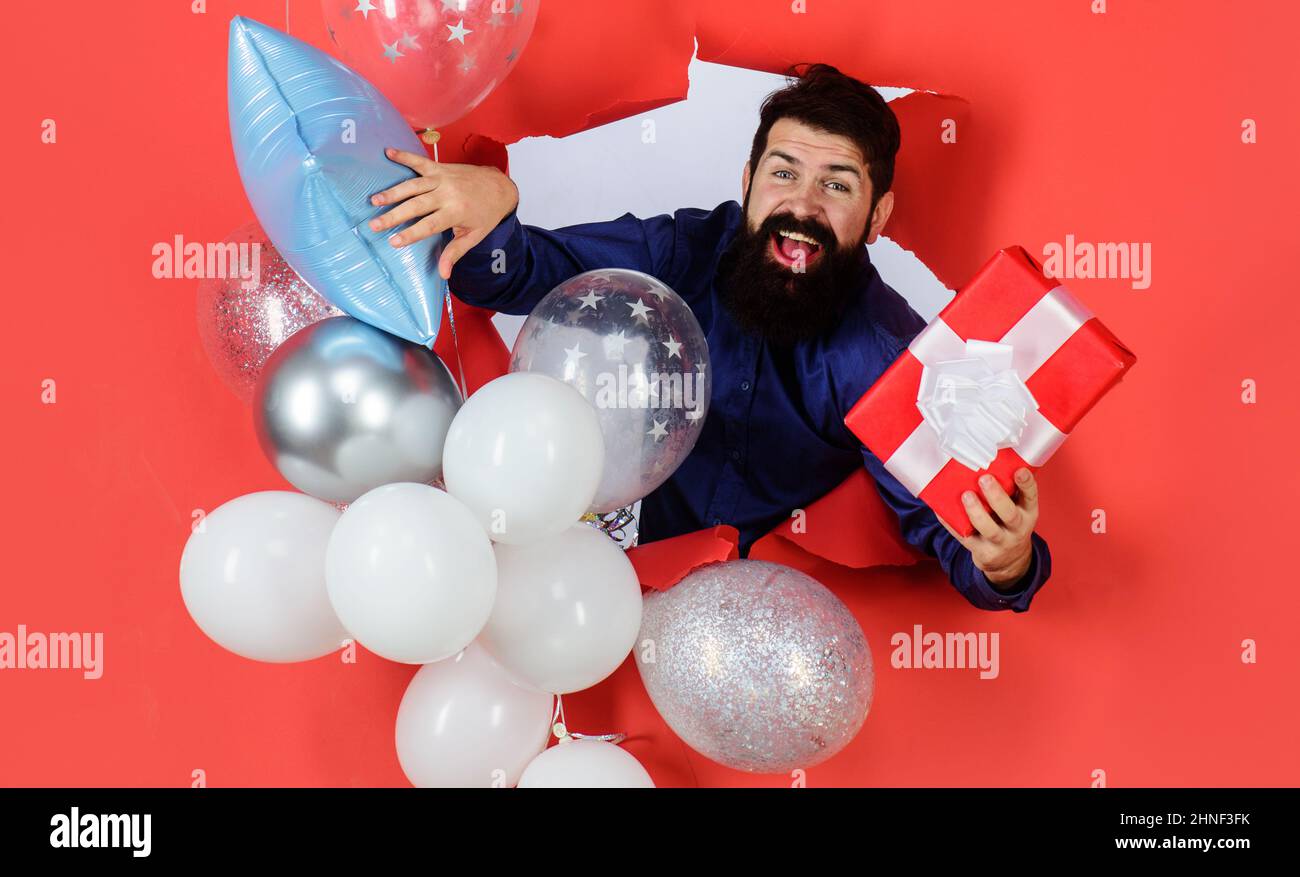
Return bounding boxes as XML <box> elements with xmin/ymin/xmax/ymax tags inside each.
<box><xmin>636</xmin><ymin>559</ymin><xmax>874</xmax><ymax>774</ymax></box>
<box><xmin>196</xmin><ymin>222</ymin><xmax>343</xmax><ymax>404</ymax></box>
<box><xmin>509</xmin><ymin>268</ymin><xmax>710</xmax><ymax>513</ymax></box>
<box><xmin>253</xmin><ymin>316</ymin><xmax>462</xmax><ymax>504</ymax></box>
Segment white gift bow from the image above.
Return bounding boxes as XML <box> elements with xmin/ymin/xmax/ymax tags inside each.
<box><xmin>916</xmin><ymin>339</ymin><xmax>1039</xmax><ymax>471</ymax></box>
<box><xmin>884</xmin><ymin>285</ymin><xmax>1095</xmax><ymax>498</ymax></box>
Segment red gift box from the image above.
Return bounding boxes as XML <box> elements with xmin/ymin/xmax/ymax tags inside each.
<box><xmin>845</xmin><ymin>246</ymin><xmax>1137</xmax><ymax>536</ymax></box>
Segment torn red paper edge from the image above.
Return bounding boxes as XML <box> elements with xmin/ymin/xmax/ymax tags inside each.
<box><xmin>626</xmin><ymin>525</ymin><xmax>739</xmax><ymax>591</ymax></box>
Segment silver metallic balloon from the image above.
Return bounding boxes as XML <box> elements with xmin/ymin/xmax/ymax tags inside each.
<box><xmin>636</xmin><ymin>559</ymin><xmax>874</xmax><ymax>774</ymax></box>
<box><xmin>510</xmin><ymin>268</ymin><xmax>710</xmax><ymax>513</ymax></box>
<box><xmin>253</xmin><ymin>316</ymin><xmax>462</xmax><ymax>504</ymax></box>
<box><xmin>196</xmin><ymin>222</ymin><xmax>343</xmax><ymax>404</ymax></box>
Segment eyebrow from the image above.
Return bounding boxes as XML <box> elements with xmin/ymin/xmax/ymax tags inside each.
<box><xmin>766</xmin><ymin>149</ymin><xmax>862</xmax><ymax>179</ymax></box>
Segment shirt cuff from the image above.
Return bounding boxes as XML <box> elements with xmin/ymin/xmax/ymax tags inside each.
<box><xmin>458</xmin><ymin>207</ymin><xmax>522</xmax><ymax>258</ymax></box>
<box><xmin>970</xmin><ymin>533</ymin><xmax>1044</xmax><ymax>612</ymax></box>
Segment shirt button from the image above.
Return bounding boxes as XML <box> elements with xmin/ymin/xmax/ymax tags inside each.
<box><xmin>730</xmin><ymin>449</ymin><xmax>741</xmax><ymax>461</ymax></box>
<box><xmin>740</xmin><ymin>380</ymin><xmax>751</xmax><ymax>391</ymax></box>
<box><xmin>711</xmin><ymin>518</ymin><xmax>722</xmax><ymax>526</ymax></box>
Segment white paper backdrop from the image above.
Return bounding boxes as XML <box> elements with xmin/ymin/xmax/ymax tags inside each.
<box><xmin>493</xmin><ymin>46</ymin><xmax>955</xmax><ymax>349</ymax></box>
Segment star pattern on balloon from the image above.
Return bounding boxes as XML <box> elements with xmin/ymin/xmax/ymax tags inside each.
<box><xmin>577</xmin><ymin>291</ymin><xmax>604</xmax><ymax>310</ymax></box>
<box><xmin>647</xmin><ymin>419</ymin><xmax>668</xmax><ymax>442</ymax></box>
<box><xmin>510</xmin><ymin>0</ymin><xmax>526</xmax><ymax>19</ymax></box>
<box><xmin>563</xmin><ymin>343</ymin><xmax>587</xmax><ymax>368</ymax></box>
<box><xmin>604</xmin><ymin>330</ymin><xmax>631</xmax><ymax>359</ymax></box>
<box><xmin>354</xmin><ymin>0</ymin><xmax>377</xmax><ymax>19</ymax></box>
<box><xmin>446</xmin><ymin>19</ymin><xmax>473</xmax><ymax>44</ymax></box>
<box><xmin>400</xmin><ymin>31</ymin><xmax>421</xmax><ymax>50</ymax></box>
<box><xmin>626</xmin><ymin>298</ymin><xmax>653</xmax><ymax>323</ymax></box>
<box><xmin>662</xmin><ymin>336</ymin><xmax>682</xmax><ymax>358</ymax></box>
<box><xmin>382</xmin><ymin>40</ymin><xmax>404</xmax><ymax>63</ymax></box>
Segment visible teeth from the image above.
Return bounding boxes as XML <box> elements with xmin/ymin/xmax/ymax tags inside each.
<box><xmin>778</xmin><ymin>230</ymin><xmax>819</xmax><ymax>246</ymax></box>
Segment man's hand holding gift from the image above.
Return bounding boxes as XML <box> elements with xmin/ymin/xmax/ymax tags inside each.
<box><xmin>937</xmin><ymin>467</ymin><xmax>1040</xmax><ymax>589</ymax></box>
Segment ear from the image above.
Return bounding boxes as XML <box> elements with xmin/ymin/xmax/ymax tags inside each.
<box><xmin>865</xmin><ymin>190</ymin><xmax>895</xmax><ymax>245</ymax></box>
<box><xmin>741</xmin><ymin>161</ymin><xmax>751</xmax><ymax>199</ymax></box>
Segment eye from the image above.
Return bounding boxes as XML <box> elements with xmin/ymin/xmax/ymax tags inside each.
<box><xmin>826</xmin><ymin>181</ymin><xmax>850</xmax><ymax>193</ymax></box>
<box><xmin>773</xmin><ymin>169</ymin><xmax>794</xmax><ymax>179</ymax></box>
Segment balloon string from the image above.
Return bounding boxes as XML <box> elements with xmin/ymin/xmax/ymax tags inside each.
<box><xmin>549</xmin><ymin>694</ymin><xmax>627</xmax><ymax>746</ymax></box>
<box><xmin>427</xmin><ymin>139</ymin><xmax>471</xmax><ymax>400</ymax></box>
<box><xmin>582</xmin><ymin>506</ymin><xmax>639</xmax><ymax>547</ymax></box>
<box><xmin>443</xmin><ymin>290</ymin><xmax>470</xmax><ymax>400</ymax></box>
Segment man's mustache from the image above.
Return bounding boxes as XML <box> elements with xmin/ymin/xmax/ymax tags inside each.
<box><xmin>757</xmin><ymin>213</ymin><xmax>835</xmax><ymax>251</ymax></box>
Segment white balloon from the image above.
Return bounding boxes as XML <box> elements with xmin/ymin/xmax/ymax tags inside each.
<box><xmin>480</xmin><ymin>524</ymin><xmax>642</xmax><ymax>694</ymax></box>
<box><xmin>395</xmin><ymin>643</ymin><xmax>554</xmax><ymax>788</ymax></box>
<box><xmin>518</xmin><ymin>739</ymin><xmax>655</xmax><ymax>788</ymax></box>
<box><xmin>325</xmin><ymin>482</ymin><xmax>496</xmax><ymax>664</ymax></box>
<box><xmin>443</xmin><ymin>372</ymin><xmax>604</xmax><ymax>545</ymax></box>
<box><xmin>179</xmin><ymin>491</ymin><xmax>347</xmax><ymax>663</ymax></box>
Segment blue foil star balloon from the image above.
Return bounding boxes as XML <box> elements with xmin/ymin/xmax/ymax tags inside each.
<box><xmin>228</xmin><ymin>16</ymin><xmax>444</xmax><ymax>348</ymax></box>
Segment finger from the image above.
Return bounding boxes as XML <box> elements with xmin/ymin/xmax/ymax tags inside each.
<box><xmin>1014</xmin><ymin>468</ymin><xmax>1039</xmax><ymax>515</ymax></box>
<box><xmin>390</xmin><ymin>211</ymin><xmax>453</xmax><ymax>248</ymax></box>
<box><xmin>370</xmin><ymin>175</ymin><xmax>438</xmax><ymax>208</ymax></box>
<box><xmin>962</xmin><ymin>490</ymin><xmax>1005</xmax><ymax>543</ymax></box>
<box><xmin>384</xmin><ymin>146</ymin><xmax>437</xmax><ymax>175</ymax></box>
<box><xmin>978</xmin><ymin>473</ymin><xmax>1023</xmax><ymax>531</ymax></box>
<box><xmin>370</xmin><ymin>191</ymin><xmax>442</xmax><ymax>233</ymax></box>
<box><xmin>438</xmin><ymin>229</ymin><xmax>488</xmax><ymax>279</ymax></box>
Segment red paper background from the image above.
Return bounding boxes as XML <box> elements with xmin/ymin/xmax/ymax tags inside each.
<box><xmin>2</xmin><ymin>0</ymin><xmax>1297</xmax><ymax>787</ymax></box>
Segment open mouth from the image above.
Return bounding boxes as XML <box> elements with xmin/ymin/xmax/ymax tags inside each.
<box><xmin>768</xmin><ymin>228</ymin><xmax>824</xmax><ymax>269</ymax></box>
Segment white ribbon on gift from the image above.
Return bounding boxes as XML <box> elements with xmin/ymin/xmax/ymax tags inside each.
<box><xmin>916</xmin><ymin>339</ymin><xmax>1038</xmax><ymax>471</ymax></box>
<box><xmin>885</xmin><ymin>286</ymin><xmax>1095</xmax><ymax>499</ymax></box>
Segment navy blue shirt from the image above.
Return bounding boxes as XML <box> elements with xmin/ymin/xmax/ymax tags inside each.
<box><xmin>447</xmin><ymin>200</ymin><xmax>1051</xmax><ymax>612</ymax></box>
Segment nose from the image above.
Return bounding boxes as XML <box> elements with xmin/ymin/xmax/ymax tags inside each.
<box><xmin>783</xmin><ymin>188</ymin><xmax>818</xmax><ymax>218</ymax></box>
<box><xmin>780</xmin><ymin>182</ymin><xmax>827</xmax><ymax>226</ymax></box>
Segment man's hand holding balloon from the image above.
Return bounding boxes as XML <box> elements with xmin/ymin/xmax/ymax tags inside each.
<box><xmin>369</xmin><ymin>148</ymin><xmax>519</xmax><ymax>281</ymax></box>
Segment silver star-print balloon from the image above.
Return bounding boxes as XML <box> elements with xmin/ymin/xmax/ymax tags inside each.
<box><xmin>510</xmin><ymin>268</ymin><xmax>711</xmax><ymax>513</ymax></box>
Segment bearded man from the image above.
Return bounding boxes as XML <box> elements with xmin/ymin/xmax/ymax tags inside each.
<box><xmin>368</xmin><ymin>63</ymin><xmax>1052</xmax><ymax>612</ymax></box>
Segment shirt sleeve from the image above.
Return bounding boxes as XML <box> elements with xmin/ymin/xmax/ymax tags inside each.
<box><xmin>444</xmin><ymin>207</ymin><xmax>680</xmax><ymax>316</ymax></box>
<box><xmin>860</xmin><ymin>446</ymin><xmax>1052</xmax><ymax>612</ymax></box>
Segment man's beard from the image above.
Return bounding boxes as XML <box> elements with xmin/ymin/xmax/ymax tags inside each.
<box><xmin>716</xmin><ymin>203</ymin><xmax>869</xmax><ymax>346</ymax></box>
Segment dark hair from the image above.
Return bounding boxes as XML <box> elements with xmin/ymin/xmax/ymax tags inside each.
<box><xmin>746</xmin><ymin>63</ymin><xmax>901</xmax><ymax>211</ymax></box>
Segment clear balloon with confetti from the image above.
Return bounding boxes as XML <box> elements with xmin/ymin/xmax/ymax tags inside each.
<box><xmin>636</xmin><ymin>559</ymin><xmax>875</xmax><ymax>774</ymax></box>
<box><xmin>196</xmin><ymin>222</ymin><xmax>343</xmax><ymax>404</ymax></box>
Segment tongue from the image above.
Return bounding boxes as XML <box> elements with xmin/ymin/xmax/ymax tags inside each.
<box><xmin>778</xmin><ymin>234</ymin><xmax>814</xmax><ymax>261</ymax></box>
